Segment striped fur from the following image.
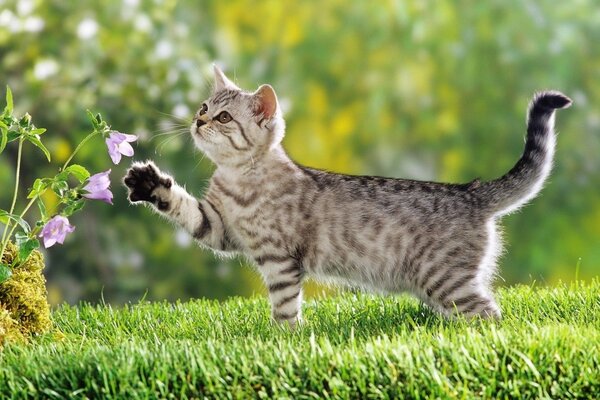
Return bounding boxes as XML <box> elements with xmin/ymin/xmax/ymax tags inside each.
<box><xmin>124</xmin><ymin>66</ymin><xmax>571</xmax><ymax>326</ymax></box>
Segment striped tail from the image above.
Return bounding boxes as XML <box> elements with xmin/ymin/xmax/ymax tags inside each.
<box><xmin>475</xmin><ymin>91</ymin><xmax>572</xmax><ymax>216</ymax></box>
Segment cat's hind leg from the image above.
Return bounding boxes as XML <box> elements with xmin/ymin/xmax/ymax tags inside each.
<box><xmin>418</xmin><ymin>226</ymin><xmax>502</xmax><ymax>319</ymax></box>
<box><xmin>440</xmin><ymin>286</ymin><xmax>501</xmax><ymax>319</ymax></box>
<box><xmin>420</xmin><ymin>264</ymin><xmax>500</xmax><ymax>319</ymax></box>
<box><xmin>255</xmin><ymin>256</ymin><xmax>304</xmax><ymax>327</ymax></box>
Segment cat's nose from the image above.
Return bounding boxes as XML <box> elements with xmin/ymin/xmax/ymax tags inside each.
<box><xmin>196</xmin><ymin>118</ymin><xmax>206</xmax><ymax>128</ymax></box>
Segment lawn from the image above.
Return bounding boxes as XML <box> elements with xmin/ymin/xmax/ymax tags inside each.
<box><xmin>1</xmin><ymin>281</ymin><xmax>599</xmax><ymax>399</ymax></box>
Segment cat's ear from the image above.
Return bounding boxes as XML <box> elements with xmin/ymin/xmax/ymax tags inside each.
<box><xmin>252</xmin><ymin>84</ymin><xmax>278</xmax><ymax>120</ymax></box>
<box><xmin>213</xmin><ymin>64</ymin><xmax>239</xmax><ymax>91</ymax></box>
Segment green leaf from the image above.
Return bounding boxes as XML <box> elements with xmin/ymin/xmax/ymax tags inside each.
<box><xmin>37</xmin><ymin>198</ymin><xmax>47</xmax><ymax>220</ymax></box>
<box><xmin>87</xmin><ymin>110</ymin><xmax>99</xmax><ymax>130</ymax></box>
<box><xmin>19</xmin><ymin>113</ymin><xmax>32</xmax><ymax>128</ymax></box>
<box><xmin>0</xmin><ymin>120</ymin><xmax>7</xmax><ymax>153</ymax></box>
<box><xmin>54</xmin><ymin>170</ymin><xmax>69</xmax><ymax>183</ymax></box>
<box><xmin>65</xmin><ymin>164</ymin><xmax>90</xmax><ymax>183</ymax></box>
<box><xmin>15</xmin><ymin>231</ymin><xmax>40</xmax><ymax>262</ymax></box>
<box><xmin>0</xmin><ymin>211</ymin><xmax>30</xmax><ymax>233</ymax></box>
<box><xmin>54</xmin><ymin>165</ymin><xmax>90</xmax><ymax>186</ymax></box>
<box><xmin>0</xmin><ymin>263</ymin><xmax>11</xmax><ymax>284</ymax></box>
<box><xmin>28</xmin><ymin>178</ymin><xmax>51</xmax><ymax>199</ymax></box>
<box><xmin>27</xmin><ymin>134</ymin><xmax>51</xmax><ymax>162</ymax></box>
<box><xmin>18</xmin><ymin>238</ymin><xmax>40</xmax><ymax>263</ymax></box>
<box><xmin>30</xmin><ymin>128</ymin><xmax>47</xmax><ymax>135</ymax></box>
<box><xmin>62</xmin><ymin>199</ymin><xmax>85</xmax><ymax>217</ymax></box>
<box><xmin>6</xmin><ymin>130</ymin><xmax>19</xmax><ymax>142</ymax></box>
<box><xmin>3</xmin><ymin>86</ymin><xmax>13</xmax><ymax>116</ymax></box>
<box><xmin>51</xmin><ymin>180</ymin><xmax>69</xmax><ymax>196</ymax></box>
<box><xmin>14</xmin><ymin>231</ymin><xmax>27</xmax><ymax>245</ymax></box>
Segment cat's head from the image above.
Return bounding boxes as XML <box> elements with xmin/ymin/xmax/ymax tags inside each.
<box><xmin>190</xmin><ymin>65</ymin><xmax>285</xmax><ymax>167</ymax></box>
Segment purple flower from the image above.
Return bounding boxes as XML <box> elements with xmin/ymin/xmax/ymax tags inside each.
<box><xmin>83</xmin><ymin>170</ymin><xmax>113</xmax><ymax>204</ymax></box>
<box><xmin>39</xmin><ymin>216</ymin><xmax>75</xmax><ymax>248</ymax></box>
<box><xmin>106</xmin><ymin>131</ymin><xmax>137</xmax><ymax>164</ymax></box>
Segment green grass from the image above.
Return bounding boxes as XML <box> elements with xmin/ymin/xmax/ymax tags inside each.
<box><xmin>1</xmin><ymin>281</ymin><xmax>599</xmax><ymax>399</ymax></box>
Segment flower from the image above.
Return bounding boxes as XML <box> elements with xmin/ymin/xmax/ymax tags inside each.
<box><xmin>105</xmin><ymin>131</ymin><xmax>137</xmax><ymax>164</ymax></box>
<box><xmin>39</xmin><ymin>216</ymin><xmax>75</xmax><ymax>248</ymax></box>
<box><xmin>82</xmin><ymin>170</ymin><xmax>113</xmax><ymax>204</ymax></box>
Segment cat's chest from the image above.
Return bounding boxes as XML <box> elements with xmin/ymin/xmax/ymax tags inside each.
<box><xmin>225</xmin><ymin>197</ymin><xmax>286</xmax><ymax>235</ymax></box>
<box><xmin>208</xmin><ymin>169</ymin><xmax>312</xmax><ymax>256</ymax></box>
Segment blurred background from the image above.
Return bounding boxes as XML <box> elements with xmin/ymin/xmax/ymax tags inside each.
<box><xmin>0</xmin><ymin>0</ymin><xmax>598</xmax><ymax>306</ymax></box>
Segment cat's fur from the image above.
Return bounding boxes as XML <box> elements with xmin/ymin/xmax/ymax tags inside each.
<box><xmin>124</xmin><ymin>65</ymin><xmax>571</xmax><ymax>326</ymax></box>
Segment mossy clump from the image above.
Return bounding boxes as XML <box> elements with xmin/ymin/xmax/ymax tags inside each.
<box><xmin>0</xmin><ymin>242</ymin><xmax>52</xmax><ymax>346</ymax></box>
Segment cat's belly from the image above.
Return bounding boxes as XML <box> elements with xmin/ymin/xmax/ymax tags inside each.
<box><xmin>308</xmin><ymin>254</ymin><xmax>413</xmax><ymax>294</ymax></box>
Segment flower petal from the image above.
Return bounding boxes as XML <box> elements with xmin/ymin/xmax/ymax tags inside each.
<box><xmin>109</xmin><ymin>149</ymin><xmax>122</xmax><ymax>164</ymax></box>
<box><xmin>83</xmin><ymin>189</ymin><xmax>113</xmax><ymax>204</ymax></box>
<box><xmin>43</xmin><ymin>236</ymin><xmax>57</xmax><ymax>248</ymax></box>
<box><xmin>109</xmin><ymin>131</ymin><xmax>126</xmax><ymax>143</ymax></box>
<box><xmin>123</xmin><ymin>134</ymin><xmax>138</xmax><ymax>143</ymax></box>
<box><xmin>56</xmin><ymin>232</ymin><xmax>67</xmax><ymax>244</ymax></box>
<box><xmin>84</xmin><ymin>170</ymin><xmax>111</xmax><ymax>192</ymax></box>
<box><xmin>106</xmin><ymin>135</ymin><xmax>118</xmax><ymax>148</ymax></box>
<box><xmin>106</xmin><ymin>137</ymin><xmax>123</xmax><ymax>164</ymax></box>
<box><xmin>118</xmin><ymin>141</ymin><xmax>134</xmax><ymax>157</ymax></box>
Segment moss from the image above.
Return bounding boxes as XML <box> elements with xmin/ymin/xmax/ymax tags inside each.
<box><xmin>0</xmin><ymin>242</ymin><xmax>52</xmax><ymax>346</ymax></box>
<box><xmin>0</xmin><ymin>306</ymin><xmax>24</xmax><ymax>344</ymax></box>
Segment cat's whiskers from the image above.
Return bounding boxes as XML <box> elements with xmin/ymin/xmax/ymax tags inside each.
<box><xmin>152</xmin><ymin>109</ymin><xmax>193</xmax><ymax>125</ymax></box>
<box><xmin>201</xmin><ymin>126</ymin><xmax>219</xmax><ymax>141</ymax></box>
<box><xmin>192</xmin><ymin>150</ymin><xmax>207</xmax><ymax>172</ymax></box>
<box><xmin>155</xmin><ymin>131</ymin><xmax>187</xmax><ymax>155</ymax></box>
<box><xmin>149</xmin><ymin>128</ymin><xmax>190</xmax><ymax>142</ymax></box>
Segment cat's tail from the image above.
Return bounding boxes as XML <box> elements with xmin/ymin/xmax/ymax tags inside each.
<box><xmin>475</xmin><ymin>91</ymin><xmax>572</xmax><ymax>216</ymax></box>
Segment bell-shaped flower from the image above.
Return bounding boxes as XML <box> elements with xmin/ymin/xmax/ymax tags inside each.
<box><xmin>82</xmin><ymin>170</ymin><xmax>113</xmax><ymax>204</ymax></box>
<box><xmin>39</xmin><ymin>215</ymin><xmax>75</xmax><ymax>248</ymax></box>
<box><xmin>105</xmin><ymin>131</ymin><xmax>137</xmax><ymax>164</ymax></box>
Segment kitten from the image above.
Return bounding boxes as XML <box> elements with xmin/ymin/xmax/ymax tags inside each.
<box><xmin>124</xmin><ymin>65</ymin><xmax>571</xmax><ymax>326</ymax></box>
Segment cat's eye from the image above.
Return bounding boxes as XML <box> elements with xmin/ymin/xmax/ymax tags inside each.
<box><xmin>199</xmin><ymin>103</ymin><xmax>208</xmax><ymax>116</ymax></box>
<box><xmin>216</xmin><ymin>111</ymin><xmax>232</xmax><ymax>124</ymax></box>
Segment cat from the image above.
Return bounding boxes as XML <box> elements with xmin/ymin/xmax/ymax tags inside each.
<box><xmin>124</xmin><ymin>65</ymin><xmax>571</xmax><ymax>326</ymax></box>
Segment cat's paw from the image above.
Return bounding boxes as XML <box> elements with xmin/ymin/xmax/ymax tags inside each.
<box><xmin>123</xmin><ymin>161</ymin><xmax>173</xmax><ymax>210</ymax></box>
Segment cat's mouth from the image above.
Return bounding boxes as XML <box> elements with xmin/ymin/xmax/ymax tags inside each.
<box><xmin>191</xmin><ymin>121</ymin><xmax>203</xmax><ymax>135</ymax></box>
<box><xmin>192</xmin><ymin>124</ymin><xmax>215</xmax><ymax>143</ymax></box>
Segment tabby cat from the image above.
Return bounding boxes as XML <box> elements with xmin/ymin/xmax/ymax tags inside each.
<box><xmin>124</xmin><ymin>65</ymin><xmax>571</xmax><ymax>326</ymax></box>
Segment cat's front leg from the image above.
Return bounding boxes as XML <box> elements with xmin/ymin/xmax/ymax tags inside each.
<box><xmin>123</xmin><ymin>161</ymin><xmax>232</xmax><ymax>252</ymax></box>
<box><xmin>257</xmin><ymin>257</ymin><xmax>304</xmax><ymax>328</ymax></box>
<box><xmin>123</xmin><ymin>161</ymin><xmax>174</xmax><ymax>211</ymax></box>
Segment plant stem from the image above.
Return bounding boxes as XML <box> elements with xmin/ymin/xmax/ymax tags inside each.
<box><xmin>61</xmin><ymin>130</ymin><xmax>98</xmax><ymax>171</ymax></box>
<box><xmin>0</xmin><ymin>137</ymin><xmax>24</xmax><ymax>259</ymax></box>
<box><xmin>4</xmin><ymin>195</ymin><xmax>38</xmax><ymax>250</ymax></box>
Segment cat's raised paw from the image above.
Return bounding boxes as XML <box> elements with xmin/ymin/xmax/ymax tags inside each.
<box><xmin>123</xmin><ymin>162</ymin><xmax>173</xmax><ymax>208</ymax></box>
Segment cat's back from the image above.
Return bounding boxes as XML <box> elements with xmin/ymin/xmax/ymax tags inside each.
<box><xmin>297</xmin><ymin>166</ymin><xmax>484</xmax><ymax>221</ymax></box>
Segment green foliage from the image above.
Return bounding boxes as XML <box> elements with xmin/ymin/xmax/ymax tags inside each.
<box><xmin>0</xmin><ymin>264</ymin><xmax>10</xmax><ymax>284</ymax></box>
<box><xmin>14</xmin><ymin>232</ymin><xmax>39</xmax><ymax>264</ymax></box>
<box><xmin>0</xmin><ymin>88</ymin><xmax>117</xmax><ymax>290</ymax></box>
<box><xmin>0</xmin><ymin>211</ymin><xmax>30</xmax><ymax>233</ymax></box>
<box><xmin>0</xmin><ymin>0</ymin><xmax>598</xmax><ymax>304</ymax></box>
<box><xmin>0</xmin><ymin>282</ymin><xmax>599</xmax><ymax>397</ymax></box>
<box><xmin>62</xmin><ymin>165</ymin><xmax>90</xmax><ymax>184</ymax></box>
<box><xmin>0</xmin><ymin>86</ymin><xmax>13</xmax><ymax>153</ymax></box>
